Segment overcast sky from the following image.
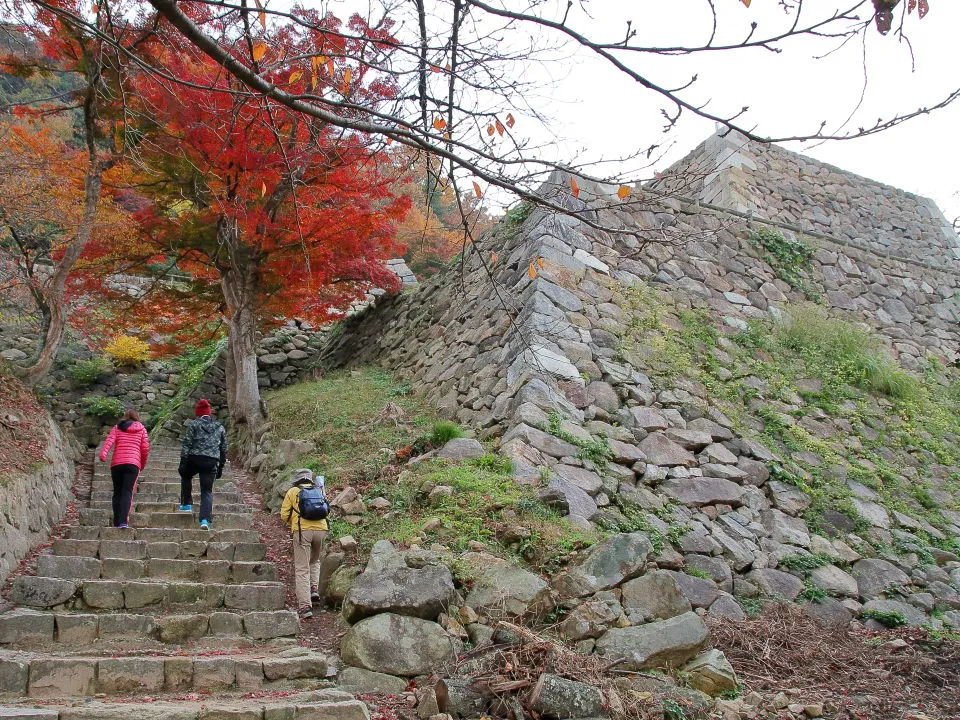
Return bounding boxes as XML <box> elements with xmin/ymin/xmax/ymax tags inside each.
<box><xmin>512</xmin><ymin>1</ymin><xmax>960</xmax><ymax>228</ymax></box>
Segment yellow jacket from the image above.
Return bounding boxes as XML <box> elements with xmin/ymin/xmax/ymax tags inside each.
<box><xmin>280</xmin><ymin>483</ymin><xmax>330</xmax><ymax>533</ymax></box>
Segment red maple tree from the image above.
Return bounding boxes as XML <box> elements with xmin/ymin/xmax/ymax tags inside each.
<box><xmin>127</xmin><ymin>6</ymin><xmax>410</xmax><ymax>430</ymax></box>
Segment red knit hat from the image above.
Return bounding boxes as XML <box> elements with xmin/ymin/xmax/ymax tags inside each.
<box><xmin>195</xmin><ymin>399</ymin><xmax>212</xmax><ymax>417</ymax></box>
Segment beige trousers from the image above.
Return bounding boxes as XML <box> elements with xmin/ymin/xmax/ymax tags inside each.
<box><xmin>292</xmin><ymin>529</ymin><xmax>328</xmax><ymax>608</ymax></box>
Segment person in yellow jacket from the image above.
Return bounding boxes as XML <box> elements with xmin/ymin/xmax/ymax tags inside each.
<box><xmin>280</xmin><ymin>469</ymin><xmax>329</xmax><ymax>620</ymax></box>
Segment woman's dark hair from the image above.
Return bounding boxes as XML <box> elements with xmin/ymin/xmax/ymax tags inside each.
<box><xmin>122</xmin><ymin>408</ymin><xmax>140</xmax><ymax>421</ymax></box>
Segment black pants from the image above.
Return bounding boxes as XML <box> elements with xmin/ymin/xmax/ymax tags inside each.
<box><xmin>111</xmin><ymin>464</ymin><xmax>140</xmax><ymax>527</ymax></box>
<box><xmin>179</xmin><ymin>455</ymin><xmax>218</xmax><ymax>522</ymax></box>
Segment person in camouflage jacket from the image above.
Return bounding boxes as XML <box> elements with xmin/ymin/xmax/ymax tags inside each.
<box><xmin>178</xmin><ymin>398</ymin><xmax>227</xmax><ymax>528</ymax></box>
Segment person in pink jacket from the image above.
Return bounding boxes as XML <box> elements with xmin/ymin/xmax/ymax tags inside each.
<box><xmin>99</xmin><ymin>408</ymin><xmax>150</xmax><ymax>528</ymax></box>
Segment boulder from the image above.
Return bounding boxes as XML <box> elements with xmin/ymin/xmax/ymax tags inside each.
<box><xmin>337</xmin><ymin>667</ymin><xmax>408</xmax><ymax>695</ymax></box>
<box><xmin>437</xmin><ymin>439</ymin><xmax>485</xmax><ymax>461</ymax></box>
<box><xmin>343</xmin><ymin>565</ymin><xmax>457</xmax><ymax>623</ymax></box>
<box><xmin>552</xmin><ymin>465</ymin><xmax>604</xmax><ymax>495</ymax></box>
<box><xmin>620</xmin><ymin>570</ymin><xmax>691</xmax><ymax>621</ymax></box>
<box><xmin>552</xmin><ymin>533</ymin><xmax>653</xmax><ymax>597</ymax></box>
<box><xmin>546</xmin><ymin>479</ymin><xmax>598</xmax><ymax>520</ymax></box>
<box><xmin>595</xmin><ymin>612</ymin><xmax>710</xmax><ymax>670</ymax></box>
<box><xmin>528</xmin><ymin>673</ymin><xmax>607</xmax><ymax>719</ymax></box>
<box><xmin>629</xmin><ymin>408</ymin><xmax>669</xmax><ymax>431</ymax></box>
<box><xmin>463</xmin><ymin>555</ymin><xmax>552</xmax><ymax>617</ymax></box>
<box><xmin>862</xmin><ymin>599</ymin><xmax>928</xmax><ymax>627</ymax></box>
<box><xmin>746</xmin><ymin>569</ymin><xmax>804</xmax><ymax>600</ymax></box>
<box><xmin>760</xmin><ymin>509</ymin><xmax>810</xmax><ymax>547</ymax></box>
<box><xmin>10</xmin><ymin>577</ymin><xmax>77</xmax><ymax>607</ymax></box>
<box><xmin>809</xmin><ymin>565</ymin><xmax>859</xmax><ymax>598</ymax></box>
<box><xmin>637</xmin><ymin>434</ymin><xmax>695</xmax><ymax>467</ymax></box>
<box><xmin>667</xmin><ymin>571</ymin><xmax>720</xmax><ymax>608</ymax></box>
<box><xmin>661</xmin><ymin>477</ymin><xmax>744</xmax><ymax>507</ymax></box>
<box><xmin>801</xmin><ymin>597</ymin><xmax>853</xmax><ymax>629</ymax></box>
<box><xmin>851</xmin><ymin>559</ymin><xmax>910</xmax><ymax>600</ymax></box>
<box><xmin>681</xmin><ymin>650</ymin><xmax>738</xmax><ymax>696</ymax></box>
<box><xmin>767</xmin><ymin>481</ymin><xmax>811</xmax><ymax>516</ymax></box>
<box><xmin>340</xmin><ymin>613</ymin><xmax>455</xmax><ymax>677</ymax></box>
<box><xmin>557</xmin><ymin>593</ymin><xmax>626</xmax><ymax>641</ymax></box>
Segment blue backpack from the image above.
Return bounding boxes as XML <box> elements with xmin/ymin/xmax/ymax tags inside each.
<box><xmin>297</xmin><ymin>482</ymin><xmax>329</xmax><ymax>521</ymax></box>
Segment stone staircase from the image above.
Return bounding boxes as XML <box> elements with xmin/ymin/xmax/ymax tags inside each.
<box><xmin>0</xmin><ymin>446</ymin><xmax>365</xmax><ymax>720</ymax></box>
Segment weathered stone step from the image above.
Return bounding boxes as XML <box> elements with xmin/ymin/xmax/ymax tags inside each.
<box><xmin>64</xmin><ymin>526</ymin><xmax>262</xmax><ymax>544</ymax></box>
<box><xmin>52</xmin><ymin>538</ymin><xmax>266</xmax><ymax>562</ymax></box>
<box><xmin>88</xmin><ymin>501</ymin><xmax>249</xmax><ymax>514</ymax></box>
<box><xmin>35</xmin><ymin>555</ymin><xmax>276</xmax><ymax>583</ymax></box>
<box><xmin>0</xmin><ymin>689</ymin><xmax>366</xmax><ymax>719</ymax></box>
<box><xmin>79</xmin><ymin>509</ymin><xmax>252</xmax><ymax>530</ymax></box>
<box><xmin>91</xmin><ymin>480</ymin><xmax>238</xmax><ymax>494</ymax></box>
<box><xmin>0</xmin><ymin>608</ymin><xmax>299</xmax><ymax>647</ymax></box>
<box><xmin>10</xmin><ymin>576</ymin><xmax>285</xmax><ymax>611</ymax></box>
<box><xmin>89</xmin><ymin>491</ymin><xmax>245</xmax><ymax>504</ymax></box>
<box><xmin>0</xmin><ymin>650</ymin><xmax>331</xmax><ymax>698</ymax></box>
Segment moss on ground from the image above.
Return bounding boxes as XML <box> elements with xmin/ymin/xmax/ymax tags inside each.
<box><xmin>264</xmin><ymin>366</ymin><xmax>597</xmax><ymax>573</ymax></box>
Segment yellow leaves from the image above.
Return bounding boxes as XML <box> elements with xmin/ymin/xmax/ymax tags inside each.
<box><xmin>326</xmin><ymin>57</ymin><xmax>335</xmax><ymax>76</ymax></box>
<box><xmin>253</xmin><ymin>0</ymin><xmax>266</xmax><ymax>30</ymax></box>
<box><xmin>341</xmin><ymin>67</ymin><xmax>352</xmax><ymax>93</ymax></box>
<box><xmin>433</xmin><ymin>117</ymin><xmax>447</xmax><ymax>131</ymax></box>
<box><xmin>261</xmin><ymin>181</ymin><xmax>267</xmax><ymax>197</ymax></box>
<box><xmin>570</xmin><ymin>177</ymin><xmax>580</xmax><ymax>198</ymax></box>
<box><xmin>527</xmin><ymin>256</ymin><xmax>544</xmax><ymax>278</ymax></box>
<box><xmin>617</xmin><ymin>185</ymin><xmax>632</xmax><ymax>200</ymax></box>
<box><xmin>252</xmin><ymin>43</ymin><xmax>267</xmax><ymax>62</ymax></box>
<box><xmin>740</xmin><ymin>0</ymin><xmax>751</xmax><ymax>6</ymax></box>
<box><xmin>288</xmin><ymin>70</ymin><xmax>302</xmax><ymax>84</ymax></box>
<box><xmin>489</xmin><ymin>251</ymin><xmax>498</xmax><ymax>264</ymax></box>
<box><xmin>472</xmin><ymin>181</ymin><xmax>482</xmax><ymax>198</ymax></box>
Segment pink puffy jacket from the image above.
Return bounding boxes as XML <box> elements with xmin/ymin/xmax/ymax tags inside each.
<box><xmin>99</xmin><ymin>420</ymin><xmax>150</xmax><ymax>469</ymax></box>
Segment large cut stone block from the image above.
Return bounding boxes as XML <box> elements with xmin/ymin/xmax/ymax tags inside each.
<box><xmin>243</xmin><ymin>611</ymin><xmax>299</xmax><ymax>639</ymax></box>
<box><xmin>594</xmin><ymin>612</ymin><xmax>710</xmax><ymax>670</ymax></box>
<box><xmin>10</xmin><ymin>577</ymin><xmax>77</xmax><ymax>608</ymax></box>
<box><xmin>28</xmin><ymin>658</ymin><xmax>97</xmax><ymax>697</ymax></box>
<box><xmin>36</xmin><ymin>555</ymin><xmax>101</xmax><ymax>580</ymax></box>
<box><xmin>97</xmin><ymin>657</ymin><xmax>166</xmax><ymax>693</ymax></box>
<box><xmin>224</xmin><ymin>584</ymin><xmax>284</xmax><ymax>610</ymax></box>
<box><xmin>0</xmin><ymin>609</ymin><xmax>55</xmax><ymax>644</ymax></box>
<box><xmin>55</xmin><ymin>614</ymin><xmax>99</xmax><ymax>643</ymax></box>
<box><xmin>0</xmin><ymin>658</ymin><xmax>28</xmax><ymax>694</ymax></box>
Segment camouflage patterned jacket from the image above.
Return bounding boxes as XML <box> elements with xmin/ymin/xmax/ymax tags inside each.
<box><xmin>180</xmin><ymin>415</ymin><xmax>227</xmax><ymax>465</ymax></box>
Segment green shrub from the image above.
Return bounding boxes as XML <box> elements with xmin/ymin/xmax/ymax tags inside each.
<box><xmin>430</xmin><ymin>421</ymin><xmax>464</xmax><ymax>446</ymax></box>
<box><xmin>775</xmin><ymin>304</ymin><xmax>919</xmax><ymax>400</ymax></box>
<box><xmin>70</xmin><ymin>357</ymin><xmax>112</xmax><ymax>388</ymax></box>
<box><xmin>471</xmin><ymin>454</ymin><xmax>512</xmax><ymax>473</ymax></box>
<box><xmin>503</xmin><ymin>200</ymin><xmax>534</xmax><ymax>228</ymax></box>
<box><xmin>737</xmin><ymin>596</ymin><xmax>764</xmax><ymax>617</ymax></box>
<box><xmin>800</xmin><ymin>580</ymin><xmax>827</xmax><ymax>604</ymax></box>
<box><xmin>747</xmin><ymin>227</ymin><xmax>815</xmax><ymax>293</ymax></box>
<box><xmin>777</xmin><ymin>553</ymin><xmax>834</xmax><ymax>573</ymax></box>
<box><xmin>82</xmin><ymin>395</ymin><xmax>126</xmax><ymax>418</ymax></box>
<box><xmin>684</xmin><ymin>567</ymin><xmax>712</xmax><ymax>580</ymax></box>
<box><xmin>862</xmin><ymin>608</ymin><xmax>908</xmax><ymax>628</ymax></box>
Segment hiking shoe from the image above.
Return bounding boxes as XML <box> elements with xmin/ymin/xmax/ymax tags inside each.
<box><xmin>310</xmin><ymin>588</ymin><xmax>321</xmax><ymax>604</ymax></box>
<box><xmin>178</xmin><ymin>505</ymin><xmax>193</xmax><ymax>512</ymax></box>
<box><xmin>199</xmin><ymin>520</ymin><xmax>211</xmax><ymax>530</ymax></box>
<box><xmin>298</xmin><ymin>606</ymin><xmax>313</xmax><ymax>620</ymax></box>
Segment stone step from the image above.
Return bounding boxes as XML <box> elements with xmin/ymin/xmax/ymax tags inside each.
<box><xmin>78</xmin><ymin>509</ymin><xmax>252</xmax><ymax>530</ymax></box>
<box><xmin>52</xmin><ymin>538</ymin><xmax>266</xmax><ymax>562</ymax></box>
<box><xmin>0</xmin><ymin>608</ymin><xmax>299</xmax><ymax>647</ymax></box>
<box><xmin>91</xmin><ymin>481</ymin><xmax>239</xmax><ymax>496</ymax></box>
<box><xmin>88</xmin><ymin>501</ymin><xmax>249</xmax><ymax>514</ymax></box>
<box><xmin>64</xmin><ymin>526</ymin><xmax>262</xmax><ymax>544</ymax></box>
<box><xmin>35</xmin><ymin>555</ymin><xmax>276</xmax><ymax>583</ymax></box>
<box><xmin>89</xmin><ymin>491</ymin><xmax>245</xmax><ymax>504</ymax></box>
<box><xmin>0</xmin><ymin>650</ymin><xmax>332</xmax><ymax>698</ymax></box>
<box><xmin>10</xmin><ymin>576</ymin><xmax>286</xmax><ymax>611</ymax></box>
<box><xmin>0</xmin><ymin>690</ymin><xmax>367</xmax><ymax>719</ymax></box>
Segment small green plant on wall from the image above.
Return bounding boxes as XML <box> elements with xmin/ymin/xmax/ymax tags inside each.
<box><xmin>748</xmin><ymin>226</ymin><xmax>819</xmax><ymax>299</ymax></box>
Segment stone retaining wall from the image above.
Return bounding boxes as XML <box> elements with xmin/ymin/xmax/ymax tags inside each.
<box><xmin>0</xmin><ymin>415</ymin><xmax>76</xmax><ymax>585</ymax></box>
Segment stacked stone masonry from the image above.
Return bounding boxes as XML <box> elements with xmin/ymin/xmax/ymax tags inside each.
<box><xmin>318</xmin><ymin>132</ymin><xmax>960</xmax><ymax>633</ymax></box>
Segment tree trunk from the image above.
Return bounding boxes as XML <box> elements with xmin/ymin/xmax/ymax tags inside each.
<box><xmin>21</xmin><ymin>62</ymin><xmax>103</xmax><ymax>387</ymax></box>
<box><xmin>218</xmin><ymin>216</ymin><xmax>265</xmax><ymax>435</ymax></box>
